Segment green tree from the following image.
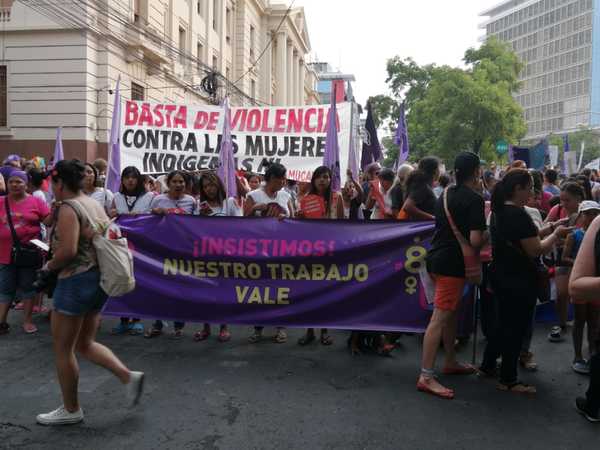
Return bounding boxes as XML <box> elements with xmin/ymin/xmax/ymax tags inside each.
<box><xmin>369</xmin><ymin>38</ymin><xmax>527</xmax><ymax>166</ymax></box>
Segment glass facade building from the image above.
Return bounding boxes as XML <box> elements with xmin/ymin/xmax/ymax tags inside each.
<box><xmin>480</xmin><ymin>0</ymin><xmax>599</xmax><ymax>139</ymax></box>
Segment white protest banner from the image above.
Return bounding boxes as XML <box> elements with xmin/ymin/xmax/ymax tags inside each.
<box><xmin>548</xmin><ymin>145</ymin><xmax>559</xmax><ymax>167</ymax></box>
<box><xmin>120</xmin><ymin>100</ymin><xmax>354</xmax><ymax>183</ymax></box>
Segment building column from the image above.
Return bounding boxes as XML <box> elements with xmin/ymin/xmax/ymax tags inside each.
<box><xmin>262</xmin><ymin>31</ymin><xmax>273</xmax><ymax>104</ymax></box>
<box><xmin>299</xmin><ymin>59</ymin><xmax>305</xmax><ymax>105</ymax></box>
<box><xmin>286</xmin><ymin>42</ymin><xmax>294</xmax><ymax>105</ymax></box>
<box><xmin>291</xmin><ymin>51</ymin><xmax>299</xmax><ymax>105</ymax></box>
<box><xmin>275</xmin><ymin>31</ymin><xmax>287</xmax><ymax>105</ymax></box>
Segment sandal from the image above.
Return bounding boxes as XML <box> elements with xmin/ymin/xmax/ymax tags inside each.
<box><xmin>376</xmin><ymin>343</ymin><xmax>395</xmax><ymax>357</ymax></box>
<box><xmin>170</xmin><ymin>329</ymin><xmax>184</xmax><ymax>340</ymax></box>
<box><xmin>248</xmin><ymin>331</ymin><xmax>263</xmax><ymax>344</ymax></box>
<box><xmin>144</xmin><ymin>327</ymin><xmax>162</xmax><ymax>339</ymax></box>
<box><xmin>218</xmin><ymin>329</ymin><xmax>231</xmax><ymax>343</ymax></box>
<box><xmin>497</xmin><ymin>382</ymin><xmax>536</xmax><ymax>395</ymax></box>
<box><xmin>273</xmin><ymin>330</ymin><xmax>287</xmax><ymax>344</ymax></box>
<box><xmin>298</xmin><ymin>333</ymin><xmax>316</xmax><ymax>346</ymax></box>
<box><xmin>111</xmin><ymin>322</ymin><xmax>132</xmax><ymax>335</ymax></box>
<box><xmin>23</xmin><ymin>323</ymin><xmax>38</xmax><ymax>334</ymax></box>
<box><xmin>320</xmin><ymin>334</ymin><xmax>334</xmax><ymax>346</ymax></box>
<box><xmin>417</xmin><ymin>378</ymin><xmax>455</xmax><ymax>400</ymax></box>
<box><xmin>442</xmin><ymin>363</ymin><xmax>476</xmax><ymax>376</ymax></box>
<box><xmin>0</xmin><ymin>323</ymin><xmax>9</xmax><ymax>335</ymax></box>
<box><xmin>129</xmin><ymin>322</ymin><xmax>144</xmax><ymax>336</ymax></box>
<box><xmin>193</xmin><ymin>329</ymin><xmax>211</xmax><ymax>342</ymax></box>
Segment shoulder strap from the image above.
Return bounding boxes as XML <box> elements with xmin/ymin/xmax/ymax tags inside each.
<box><xmin>62</xmin><ymin>199</ymin><xmax>98</xmax><ymax>233</ymax></box>
<box><xmin>443</xmin><ymin>187</ymin><xmax>469</xmax><ymax>247</ymax></box>
<box><xmin>4</xmin><ymin>197</ymin><xmax>21</xmax><ymax>248</ymax></box>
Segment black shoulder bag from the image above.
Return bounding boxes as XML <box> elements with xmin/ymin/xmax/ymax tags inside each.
<box><xmin>4</xmin><ymin>197</ymin><xmax>43</xmax><ymax>268</ymax></box>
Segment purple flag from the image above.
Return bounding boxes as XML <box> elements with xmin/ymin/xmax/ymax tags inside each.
<box><xmin>394</xmin><ymin>102</ymin><xmax>409</xmax><ymax>168</ymax></box>
<box><xmin>53</xmin><ymin>127</ymin><xmax>64</xmax><ymax>167</ymax></box>
<box><xmin>105</xmin><ymin>77</ymin><xmax>122</xmax><ymax>193</ymax></box>
<box><xmin>323</xmin><ymin>88</ymin><xmax>341</xmax><ymax>192</ymax></box>
<box><xmin>347</xmin><ymin>103</ymin><xmax>359</xmax><ymax>180</ymax></box>
<box><xmin>361</xmin><ymin>103</ymin><xmax>382</xmax><ymax>170</ymax></box>
<box><xmin>217</xmin><ymin>97</ymin><xmax>238</xmax><ymax>198</ymax></box>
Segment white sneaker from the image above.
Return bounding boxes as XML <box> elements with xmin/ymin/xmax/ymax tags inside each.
<box><xmin>36</xmin><ymin>405</ymin><xmax>84</xmax><ymax>426</ymax></box>
<box><xmin>126</xmin><ymin>371</ymin><xmax>145</xmax><ymax>407</ymax></box>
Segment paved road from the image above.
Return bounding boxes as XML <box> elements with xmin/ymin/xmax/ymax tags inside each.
<box><xmin>0</xmin><ymin>313</ymin><xmax>597</xmax><ymax>450</ymax></box>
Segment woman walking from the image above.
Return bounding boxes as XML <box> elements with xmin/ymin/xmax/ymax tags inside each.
<box><xmin>36</xmin><ymin>160</ymin><xmax>143</xmax><ymax>425</ymax></box>
<box><xmin>418</xmin><ymin>152</ymin><xmax>486</xmax><ymax>399</ymax></box>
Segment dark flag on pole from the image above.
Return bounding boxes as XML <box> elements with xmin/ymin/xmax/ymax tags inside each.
<box><xmin>394</xmin><ymin>102</ymin><xmax>409</xmax><ymax>169</ymax></box>
<box><xmin>361</xmin><ymin>102</ymin><xmax>383</xmax><ymax>170</ymax></box>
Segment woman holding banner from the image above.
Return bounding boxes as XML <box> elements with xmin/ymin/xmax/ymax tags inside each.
<box><xmin>109</xmin><ymin>166</ymin><xmax>155</xmax><ymax>336</ymax></box>
<box><xmin>193</xmin><ymin>172</ymin><xmax>242</xmax><ymax>343</ymax></box>
<box><xmin>418</xmin><ymin>152</ymin><xmax>486</xmax><ymax>400</ymax></box>
<box><xmin>144</xmin><ymin>170</ymin><xmax>197</xmax><ymax>340</ymax></box>
<box><xmin>297</xmin><ymin>166</ymin><xmax>343</xmax><ymax>347</ymax></box>
<box><xmin>401</xmin><ymin>157</ymin><xmax>439</xmax><ymax>221</ymax></box>
<box><xmin>244</xmin><ymin>163</ymin><xmax>292</xmax><ymax>344</ymax></box>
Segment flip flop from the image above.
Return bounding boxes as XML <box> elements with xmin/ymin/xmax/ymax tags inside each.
<box><xmin>497</xmin><ymin>382</ymin><xmax>536</xmax><ymax>395</ymax></box>
<box><xmin>23</xmin><ymin>323</ymin><xmax>38</xmax><ymax>334</ymax></box>
<box><xmin>417</xmin><ymin>380</ymin><xmax>455</xmax><ymax>400</ymax></box>
<box><xmin>193</xmin><ymin>329</ymin><xmax>211</xmax><ymax>342</ymax></box>
<box><xmin>320</xmin><ymin>335</ymin><xmax>334</xmax><ymax>346</ymax></box>
<box><xmin>218</xmin><ymin>329</ymin><xmax>231</xmax><ymax>343</ymax></box>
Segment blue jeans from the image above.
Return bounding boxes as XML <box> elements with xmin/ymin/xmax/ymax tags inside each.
<box><xmin>53</xmin><ymin>269</ymin><xmax>108</xmax><ymax>316</ymax></box>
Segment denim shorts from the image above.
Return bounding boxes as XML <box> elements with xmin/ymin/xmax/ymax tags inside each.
<box><xmin>0</xmin><ymin>264</ymin><xmax>37</xmax><ymax>304</ymax></box>
<box><xmin>53</xmin><ymin>269</ymin><xmax>108</xmax><ymax>316</ymax></box>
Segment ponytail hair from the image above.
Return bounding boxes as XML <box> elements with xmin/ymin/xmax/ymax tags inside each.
<box><xmin>491</xmin><ymin>168</ymin><xmax>531</xmax><ymax>213</ymax></box>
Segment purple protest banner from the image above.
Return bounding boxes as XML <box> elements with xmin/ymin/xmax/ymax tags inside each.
<box><xmin>103</xmin><ymin>216</ymin><xmax>435</xmax><ymax>332</ymax></box>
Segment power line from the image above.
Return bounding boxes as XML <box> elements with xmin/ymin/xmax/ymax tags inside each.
<box><xmin>233</xmin><ymin>0</ymin><xmax>296</xmax><ymax>86</ymax></box>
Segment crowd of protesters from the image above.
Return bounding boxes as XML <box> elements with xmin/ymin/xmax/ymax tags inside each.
<box><xmin>1</xmin><ymin>151</ymin><xmax>599</xmax><ymax>425</ymax></box>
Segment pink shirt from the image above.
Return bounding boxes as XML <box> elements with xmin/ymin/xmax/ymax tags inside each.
<box><xmin>0</xmin><ymin>195</ymin><xmax>50</xmax><ymax>264</ymax></box>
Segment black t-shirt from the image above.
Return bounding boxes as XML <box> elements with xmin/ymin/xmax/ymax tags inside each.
<box><xmin>427</xmin><ymin>185</ymin><xmax>486</xmax><ymax>277</ymax></box>
<box><xmin>490</xmin><ymin>205</ymin><xmax>539</xmax><ymax>293</ymax></box>
<box><xmin>409</xmin><ymin>185</ymin><xmax>436</xmax><ymax>215</ymax></box>
<box><xmin>390</xmin><ymin>184</ymin><xmax>404</xmax><ymax>211</ymax></box>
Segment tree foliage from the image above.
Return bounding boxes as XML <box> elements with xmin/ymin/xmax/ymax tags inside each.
<box><xmin>370</xmin><ymin>38</ymin><xmax>527</xmax><ymax>166</ymax></box>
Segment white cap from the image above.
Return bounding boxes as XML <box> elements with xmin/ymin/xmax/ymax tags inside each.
<box><xmin>578</xmin><ymin>200</ymin><xmax>600</xmax><ymax>213</ymax></box>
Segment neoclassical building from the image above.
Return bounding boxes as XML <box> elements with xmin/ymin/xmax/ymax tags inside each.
<box><xmin>0</xmin><ymin>0</ymin><xmax>319</xmax><ymax>162</ymax></box>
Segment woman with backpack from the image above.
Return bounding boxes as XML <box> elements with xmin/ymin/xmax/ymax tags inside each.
<box><xmin>109</xmin><ymin>166</ymin><xmax>155</xmax><ymax>336</ymax></box>
<box><xmin>418</xmin><ymin>152</ymin><xmax>486</xmax><ymax>399</ymax></box>
<box><xmin>36</xmin><ymin>160</ymin><xmax>143</xmax><ymax>426</ymax></box>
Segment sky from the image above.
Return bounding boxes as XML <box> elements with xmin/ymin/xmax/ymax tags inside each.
<box><xmin>297</xmin><ymin>0</ymin><xmax>503</xmax><ymax>106</ymax></box>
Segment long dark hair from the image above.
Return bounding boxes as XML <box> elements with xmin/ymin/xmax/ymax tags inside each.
<box><xmin>52</xmin><ymin>160</ymin><xmax>86</xmax><ymax>192</ymax></box>
<box><xmin>454</xmin><ymin>152</ymin><xmax>480</xmax><ymax>186</ymax></box>
<box><xmin>119</xmin><ymin>166</ymin><xmax>146</xmax><ymax>197</ymax></box>
<box><xmin>491</xmin><ymin>168</ymin><xmax>532</xmax><ymax>213</ymax></box>
<box><xmin>575</xmin><ymin>175</ymin><xmax>592</xmax><ymax>200</ymax></box>
<box><xmin>84</xmin><ymin>162</ymin><xmax>98</xmax><ymax>186</ymax></box>
<box><xmin>309</xmin><ymin>166</ymin><xmax>333</xmax><ymax>214</ymax></box>
<box><xmin>418</xmin><ymin>157</ymin><xmax>440</xmax><ymax>185</ymax></box>
<box><xmin>198</xmin><ymin>172</ymin><xmax>226</xmax><ymax>204</ymax></box>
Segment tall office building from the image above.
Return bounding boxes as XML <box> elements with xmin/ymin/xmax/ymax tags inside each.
<box><xmin>480</xmin><ymin>0</ymin><xmax>597</xmax><ymax>139</ymax></box>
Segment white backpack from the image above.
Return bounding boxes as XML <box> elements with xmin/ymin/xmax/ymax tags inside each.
<box><xmin>64</xmin><ymin>199</ymin><xmax>136</xmax><ymax>297</ymax></box>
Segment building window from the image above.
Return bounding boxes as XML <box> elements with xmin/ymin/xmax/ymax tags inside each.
<box><xmin>197</xmin><ymin>0</ymin><xmax>204</xmax><ymax>16</ymax></box>
<box><xmin>197</xmin><ymin>42</ymin><xmax>204</xmax><ymax>68</ymax></box>
<box><xmin>226</xmin><ymin>8</ymin><xmax>231</xmax><ymax>44</ymax></box>
<box><xmin>131</xmin><ymin>82</ymin><xmax>145</xmax><ymax>101</ymax></box>
<box><xmin>212</xmin><ymin>55</ymin><xmax>218</xmax><ymax>70</ymax></box>
<box><xmin>226</xmin><ymin>67</ymin><xmax>230</xmax><ymax>80</ymax></box>
<box><xmin>0</xmin><ymin>66</ymin><xmax>6</xmax><ymax>128</ymax></box>
<box><xmin>250</xmin><ymin>25</ymin><xmax>255</xmax><ymax>60</ymax></box>
<box><xmin>251</xmin><ymin>79</ymin><xmax>256</xmax><ymax>100</ymax></box>
<box><xmin>213</xmin><ymin>0</ymin><xmax>219</xmax><ymax>31</ymax></box>
<box><xmin>133</xmin><ymin>0</ymin><xmax>147</xmax><ymax>25</ymax></box>
<box><xmin>179</xmin><ymin>27</ymin><xmax>186</xmax><ymax>64</ymax></box>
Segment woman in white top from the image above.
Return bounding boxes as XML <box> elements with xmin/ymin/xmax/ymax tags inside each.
<box><xmin>83</xmin><ymin>163</ymin><xmax>114</xmax><ymax>215</ymax></box>
<box><xmin>194</xmin><ymin>172</ymin><xmax>241</xmax><ymax>343</ymax></box>
<box><xmin>109</xmin><ymin>166</ymin><xmax>154</xmax><ymax>337</ymax></box>
<box><xmin>244</xmin><ymin>163</ymin><xmax>292</xmax><ymax>344</ymax></box>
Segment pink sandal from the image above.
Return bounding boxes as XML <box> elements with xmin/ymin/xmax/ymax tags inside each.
<box><xmin>23</xmin><ymin>323</ymin><xmax>38</xmax><ymax>334</ymax></box>
<box><xmin>193</xmin><ymin>329</ymin><xmax>211</xmax><ymax>342</ymax></box>
<box><xmin>218</xmin><ymin>329</ymin><xmax>231</xmax><ymax>343</ymax></box>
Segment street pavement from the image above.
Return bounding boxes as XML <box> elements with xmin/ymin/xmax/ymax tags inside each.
<box><xmin>0</xmin><ymin>313</ymin><xmax>598</xmax><ymax>450</ymax></box>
